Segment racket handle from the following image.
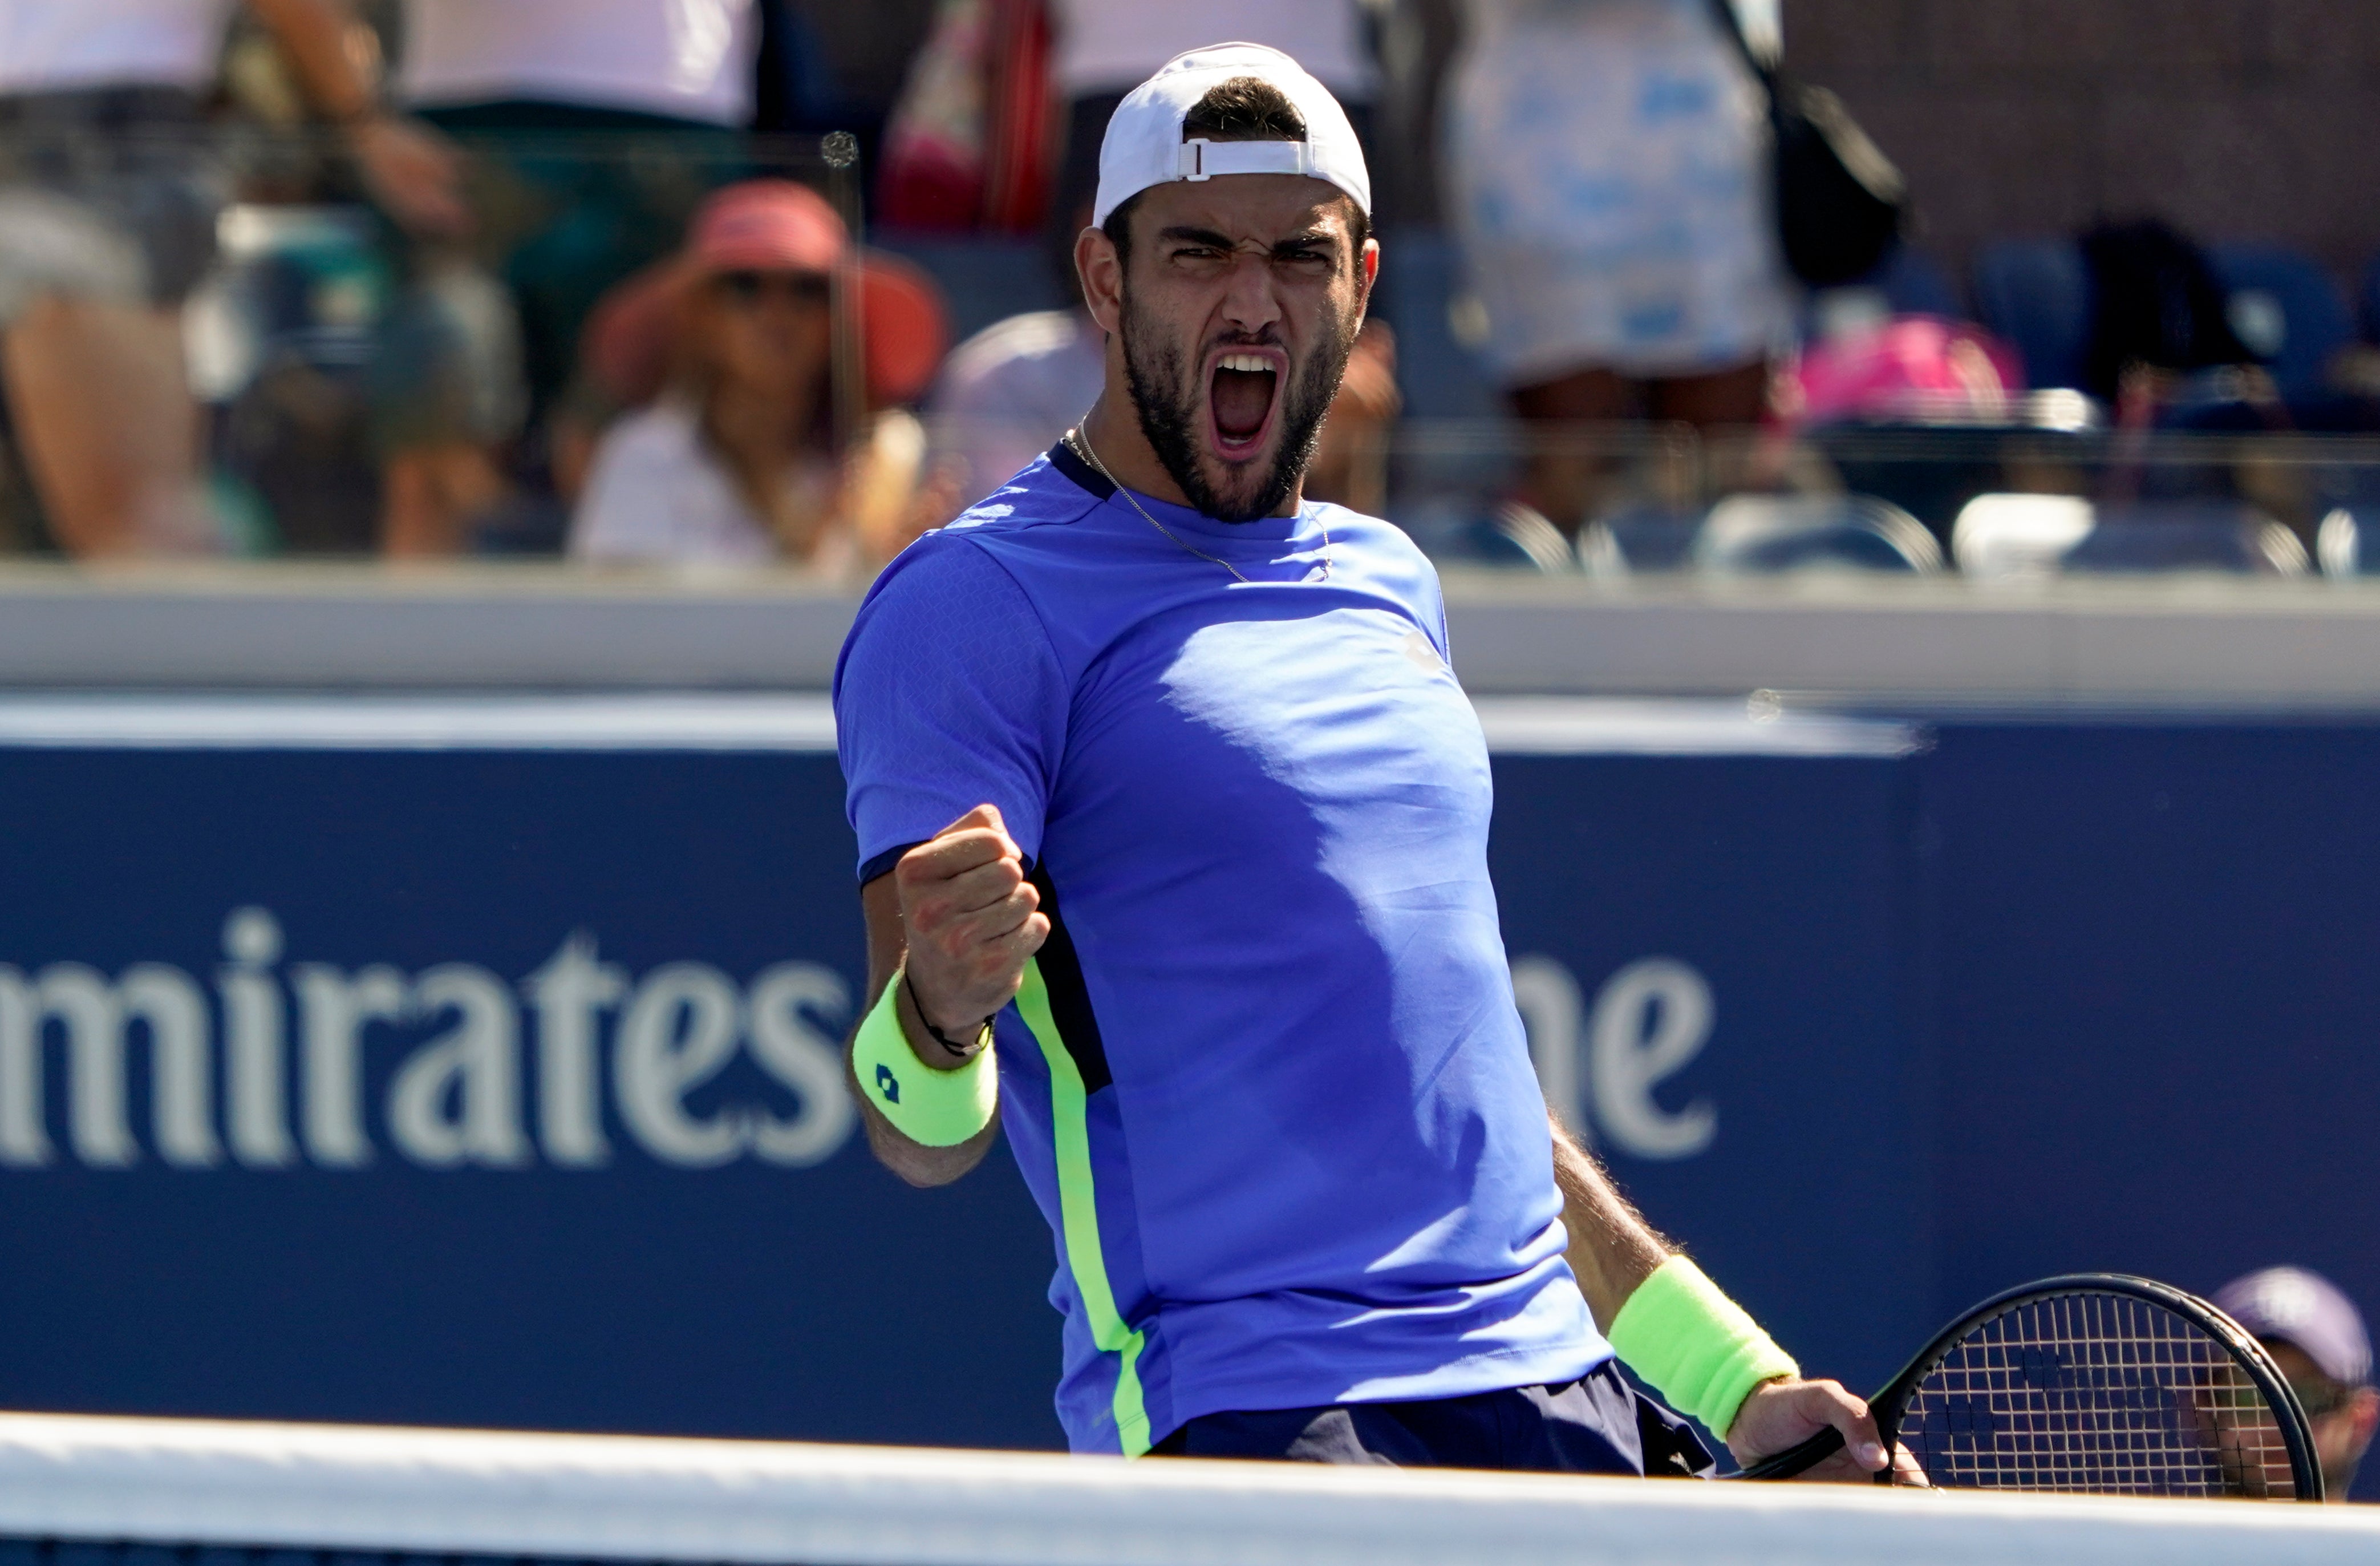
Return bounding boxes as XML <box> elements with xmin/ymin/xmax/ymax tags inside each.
<box><xmin>1736</xmin><ymin>1425</ymin><xmax>1844</xmax><ymax>1481</ymax></box>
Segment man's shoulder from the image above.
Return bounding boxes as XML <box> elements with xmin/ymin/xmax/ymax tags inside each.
<box><xmin>1310</xmin><ymin>500</ymin><xmax>1425</xmax><ymax>554</ymax></box>
<box><xmin>940</xmin><ymin>450</ymin><xmax>1107</xmax><ymax>539</ymax></box>
<box><xmin>1308</xmin><ymin>501</ymin><xmax>1442</xmax><ymax>588</ymax></box>
<box><xmin>857</xmin><ymin>454</ymin><xmax>1106</xmax><ymax>626</ymax></box>
<box><xmin>837</xmin><ymin>520</ymin><xmax>1063</xmax><ymax>710</ymax></box>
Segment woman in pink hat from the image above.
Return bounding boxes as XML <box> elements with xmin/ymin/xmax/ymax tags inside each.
<box><xmin>567</xmin><ymin>180</ymin><xmax>947</xmax><ymax>574</ymax></box>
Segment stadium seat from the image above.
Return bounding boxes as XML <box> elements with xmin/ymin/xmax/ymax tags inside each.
<box><xmin>1598</xmin><ymin>503</ymin><xmax>1705</xmax><ymax>573</ymax></box>
<box><xmin>1406</xmin><ymin>500</ymin><xmax>1611</xmax><ymax>574</ymax></box>
<box><xmin>2314</xmin><ymin>506</ymin><xmax>2380</xmax><ymax>577</ymax></box>
<box><xmin>2204</xmin><ymin>243</ymin><xmax>2354</xmax><ymax>401</ymax></box>
<box><xmin>2064</xmin><ymin>501</ymin><xmax>2308</xmax><ymax>576</ymax></box>
<box><xmin>1951</xmin><ymin>493</ymin><xmax>2096</xmax><ymax>578</ymax></box>
<box><xmin>1952</xmin><ymin>493</ymin><xmax>2309</xmax><ymax>577</ymax></box>
<box><xmin>1690</xmin><ymin>494</ymin><xmax>1943</xmax><ymax>575</ymax></box>
<box><xmin>1972</xmin><ymin>240</ymin><xmax>2093</xmax><ymax>391</ymax></box>
<box><xmin>1875</xmin><ymin>247</ymin><xmax>1966</xmax><ymax>319</ymax></box>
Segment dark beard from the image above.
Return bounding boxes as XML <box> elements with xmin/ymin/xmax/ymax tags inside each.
<box><xmin>1119</xmin><ymin>293</ymin><xmax>1352</xmax><ymax>524</ymax></box>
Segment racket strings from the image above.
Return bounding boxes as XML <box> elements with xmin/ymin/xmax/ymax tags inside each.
<box><xmin>1894</xmin><ymin>1292</ymin><xmax>2298</xmax><ymax>1498</ymax></box>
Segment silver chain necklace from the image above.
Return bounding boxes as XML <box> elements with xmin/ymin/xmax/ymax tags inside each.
<box><xmin>1069</xmin><ymin>424</ymin><xmax>1329</xmax><ymax>584</ymax></box>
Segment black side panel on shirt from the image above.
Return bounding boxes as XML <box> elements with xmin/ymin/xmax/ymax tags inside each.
<box><xmin>1047</xmin><ymin>438</ymin><xmax>1116</xmax><ymax>500</ymax></box>
<box><xmin>1029</xmin><ymin>864</ymin><xmax>1112</xmax><ymax>1094</ymax></box>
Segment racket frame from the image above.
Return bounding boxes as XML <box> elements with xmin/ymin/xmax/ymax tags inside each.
<box><xmin>1735</xmin><ymin>1272</ymin><xmax>2324</xmax><ymax>1499</ymax></box>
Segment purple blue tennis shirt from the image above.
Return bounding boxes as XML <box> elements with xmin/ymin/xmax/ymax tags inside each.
<box><xmin>833</xmin><ymin>444</ymin><xmax>1609</xmax><ymax>1454</ymax></box>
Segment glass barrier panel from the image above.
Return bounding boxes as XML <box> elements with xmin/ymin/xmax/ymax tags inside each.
<box><xmin>7</xmin><ymin>118</ymin><xmax>2380</xmax><ymax>592</ymax></box>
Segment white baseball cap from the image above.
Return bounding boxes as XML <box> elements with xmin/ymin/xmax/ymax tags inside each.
<box><xmin>1092</xmin><ymin>43</ymin><xmax>1371</xmax><ymax>229</ymax></box>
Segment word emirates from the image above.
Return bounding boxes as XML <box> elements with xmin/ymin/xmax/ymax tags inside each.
<box><xmin>0</xmin><ymin>909</ymin><xmax>855</xmax><ymax>1172</ymax></box>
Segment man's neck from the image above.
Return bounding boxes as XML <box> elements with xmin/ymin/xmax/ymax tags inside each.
<box><xmin>1077</xmin><ymin>391</ymin><xmax>1187</xmax><ymax>508</ymax></box>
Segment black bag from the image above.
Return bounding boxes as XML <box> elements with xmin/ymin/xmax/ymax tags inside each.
<box><xmin>2076</xmin><ymin>219</ymin><xmax>2254</xmax><ymax>400</ymax></box>
<box><xmin>1706</xmin><ymin>0</ymin><xmax>1905</xmax><ymax>289</ymax></box>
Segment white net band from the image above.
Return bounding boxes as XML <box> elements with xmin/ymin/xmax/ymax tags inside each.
<box><xmin>0</xmin><ymin>1413</ymin><xmax>2373</xmax><ymax>1566</ymax></box>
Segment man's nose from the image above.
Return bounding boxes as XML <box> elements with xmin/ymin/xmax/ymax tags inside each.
<box><xmin>1218</xmin><ymin>250</ymin><xmax>1285</xmax><ymax>333</ymax></box>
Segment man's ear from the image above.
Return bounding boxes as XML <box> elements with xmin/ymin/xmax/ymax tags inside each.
<box><xmin>2350</xmin><ymin>1386</ymin><xmax>2380</xmax><ymax>1458</ymax></box>
<box><xmin>1077</xmin><ymin>226</ymin><xmax>1125</xmax><ymax>335</ymax></box>
<box><xmin>1351</xmin><ymin>236</ymin><xmax>1381</xmax><ymax>327</ymax></box>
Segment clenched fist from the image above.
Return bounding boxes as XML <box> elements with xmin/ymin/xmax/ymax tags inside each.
<box><xmin>894</xmin><ymin>804</ymin><xmax>1049</xmax><ymax>1054</ymax></box>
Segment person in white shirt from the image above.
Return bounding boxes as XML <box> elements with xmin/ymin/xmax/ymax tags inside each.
<box><xmin>569</xmin><ymin>180</ymin><xmax>943</xmax><ymax>576</ymax></box>
<box><xmin>396</xmin><ymin>0</ymin><xmax>756</xmax><ymax>130</ymax></box>
<box><xmin>1047</xmin><ymin>0</ymin><xmax>1374</xmax><ymax>107</ymax></box>
<box><xmin>0</xmin><ymin>0</ymin><xmax>461</xmax><ymax>557</ymax></box>
<box><xmin>1445</xmin><ymin>0</ymin><xmax>1790</xmax><ymax>537</ymax></box>
<box><xmin>367</xmin><ymin>0</ymin><xmax>763</xmax><ymax>556</ymax></box>
<box><xmin>925</xmin><ymin>306</ymin><xmax>1104</xmax><ymax>517</ymax></box>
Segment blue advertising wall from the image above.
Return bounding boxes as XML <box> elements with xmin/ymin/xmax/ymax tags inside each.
<box><xmin>0</xmin><ymin>745</ymin><xmax>1060</xmax><ymax>1448</ymax></box>
<box><xmin>0</xmin><ymin>701</ymin><xmax>2375</xmax><ymax>1481</ymax></box>
<box><xmin>1925</xmin><ymin>724</ymin><xmax>2380</xmax><ymax>1336</ymax></box>
<box><xmin>1486</xmin><ymin>750</ymin><xmax>1933</xmax><ymax>1402</ymax></box>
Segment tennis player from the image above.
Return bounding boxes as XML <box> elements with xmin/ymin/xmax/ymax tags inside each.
<box><xmin>834</xmin><ymin>42</ymin><xmax>1884</xmax><ymax>1476</ymax></box>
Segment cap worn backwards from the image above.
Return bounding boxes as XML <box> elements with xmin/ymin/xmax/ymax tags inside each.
<box><xmin>1092</xmin><ymin>42</ymin><xmax>1371</xmax><ymax>229</ymax></box>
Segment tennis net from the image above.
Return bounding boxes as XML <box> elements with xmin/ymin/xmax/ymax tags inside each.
<box><xmin>0</xmin><ymin>1411</ymin><xmax>2373</xmax><ymax>1566</ymax></box>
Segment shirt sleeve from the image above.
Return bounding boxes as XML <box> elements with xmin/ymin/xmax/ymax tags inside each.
<box><xmin>833</xmin><ymin>534</ymin><xmax>1069</xmax><ymax>883</ymax></box>
<box><xmin>1406</xmin><ymin>524</ymin><xmax>1455</xmax><ymax>666</ymax></box>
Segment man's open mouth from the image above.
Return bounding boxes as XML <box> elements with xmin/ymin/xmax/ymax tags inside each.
<box><xmin>1208</xmin><ymin>350</ymin><xmax>1282</xmax><ymax>461</ymax></box>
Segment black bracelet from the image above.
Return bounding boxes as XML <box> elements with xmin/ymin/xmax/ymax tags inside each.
<box><xmin>903</xmin><ymin>969</ymin><xmax>991</xmax><ymax>1057</ymax></box>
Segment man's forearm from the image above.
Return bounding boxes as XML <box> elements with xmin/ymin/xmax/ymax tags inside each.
<box><xmin>1550</xmin><ymin>1114</ymin><xmax>1672</xmax><ymax>1328</ymax></box>
<box><xmin>1550</xmin><ymin>1113</ymin><xmax>1887</xmax><ymax>1467</ymax></box>
<box><xmin>846</xmin><ymin>971</ymin><xmax>999</xmax><ymax>1187</ymax></box>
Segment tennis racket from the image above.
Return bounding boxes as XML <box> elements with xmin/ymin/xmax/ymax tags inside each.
<box><xmin>1738</xmin><ymin>1273</ymin><xmax>2322</xmax><ymax>1498</ymax></box>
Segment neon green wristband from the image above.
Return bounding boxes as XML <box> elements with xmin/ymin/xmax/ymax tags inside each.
<box><xmin>1604</xmin><ymin>1255</ymin><xmax>1799</xmax><ymax>1437</ymax></box>
<box><xmin>851</xmin><ymin>972</ymin><xmax>999</xmax><ymax>1147</ymax></box>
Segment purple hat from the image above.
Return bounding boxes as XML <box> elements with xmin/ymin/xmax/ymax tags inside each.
<box><xmin>2215</xmin><ymin>1267</ymin><xmax>2373</xmax><ymax>1388</ymax></box>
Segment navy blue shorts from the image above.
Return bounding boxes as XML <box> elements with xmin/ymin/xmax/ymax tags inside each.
<box><xmin>1149</xmin><ymin>1360</ymin><xmax>1716</xmax><ymax>1476</ymax></box>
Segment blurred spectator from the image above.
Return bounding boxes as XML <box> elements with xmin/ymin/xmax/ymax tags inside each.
<box><xmin>919</xmin><ymin>186</ymin><xmax>1100</xmax><ymax>511</ymax></box>
<box><xmin>0</xmin><ymin>0</ymin><xmax>461</xmax><ymax>557</ymax></box>
<box><xmin>1777</xmin><ymin>317</ymin><xmax>2022</xmax><ymax>431</ymax></box>
<box><xmin>2079</xmin><ymin>219</ymin><xmax>2263</xmax><ymax>427</ymax></box>
<box><xmin>1306</xmin><ymin>319</ymin><xmax>1401</xmax><ymax>516</ymax></box>
<box><xmin>2214</xmin><ymin>1267</ymin><xmax>2378</xmax><ymax>1501</ymax></box>
<box><xmin>380</xmin><ymin>0</ymin><xmax>761</xmax><ymax>554</ymax></box>
<box><xmin>1045</xmin><ymin>0</ymin><xmax>1378</xmax><ymax>242</ymax></box>
<box><xmin>877</xmin><ymin>0</ymin><xmax>1055</xmax><ymax>236</ymax></box>
<box><xmin>1445</xmin><ymin>0</ymin><xmax>1788</xmax><ymax>537</ymax></box>
<box><xmin>569</xmin><ymin>180</ymin><xmax>945</xmax><ymax>574</ymax></box>
<box><xmin>927</xmin><ymin>302</ymin><xmax>1101</xmax><ymax>512</ymax></box>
